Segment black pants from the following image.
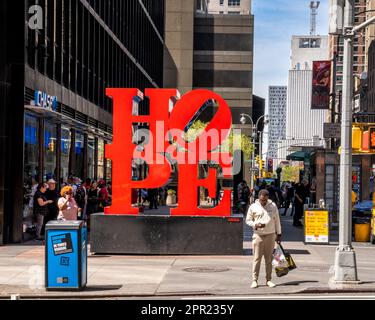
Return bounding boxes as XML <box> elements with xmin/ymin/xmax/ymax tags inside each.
<box><xmin>294</xmin><ymin>201</ymin><xmax>304</xmax><ymax>224</ymax></box>
<box><xmin>149</xmin><ymin>197</ymin><xmax>158</xmax><ymax>209</ymax></box>
<box><xmin>283</xmin><ymin>199</ymin><xmax>291</xmax><ymax>215</ymax></box>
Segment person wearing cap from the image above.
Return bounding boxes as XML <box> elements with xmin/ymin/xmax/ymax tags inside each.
<box><xmin>58</xmin><ymin>186</ymin><xmax>80</xmax><ymax>220</ymax></box>
<box><xmin>44</xmin><ymin>179</ymin><xmax>60</xmax><ymax>231</ymax></box>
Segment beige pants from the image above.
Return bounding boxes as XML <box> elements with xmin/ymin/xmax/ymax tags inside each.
<box><xmin>252</xmin><ymin>233</ymin><xmax>276</xmax><ymax>282</ymax></box>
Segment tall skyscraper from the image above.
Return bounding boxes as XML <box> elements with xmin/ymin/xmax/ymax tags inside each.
<box><xmin>267</xmin><ymin>86</ymin><xmax>287</xmax><ymax>160</ymax></box>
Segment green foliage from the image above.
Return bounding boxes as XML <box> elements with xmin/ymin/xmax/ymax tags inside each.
<box><xmin>184</xmin><ymin>120</ymin><xmax>254</xmax><ymax>160</ymax></box>
<box><xmin>281</xmin><ymin>166</ymin><xmax>300</xmax><ymax>183</ymax></box>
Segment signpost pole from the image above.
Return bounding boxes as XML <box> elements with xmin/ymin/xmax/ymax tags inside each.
<box><xmin>333</xmin><ymin>0</ymin><xmax>359</xmax><ymax>284</ymax></box>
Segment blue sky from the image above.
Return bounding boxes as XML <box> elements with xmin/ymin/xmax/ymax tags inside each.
<box><xmin>252</xmin><ymin>0</ymin><xmax>329</xmax><ymax>100</ymax></box>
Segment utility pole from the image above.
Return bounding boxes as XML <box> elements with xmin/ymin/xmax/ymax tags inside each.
<box><xmin>331</xmin><ymin>51</ymin><xmax>338</xmax><ymax>150</ymax></box>
<box><xmin>330</xmin><ymin>0</ymin><xmax>375</xmax><ymax>285</ymax></box>
<box><xmin>333</xmin><ymin>0</ymin><xmax>359</xmax><ymax>284</ymax></box>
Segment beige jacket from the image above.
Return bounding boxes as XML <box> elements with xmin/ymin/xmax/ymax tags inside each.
<box><xmin>246</xmin><ymin>199</ymin><xmax>282</xmax><ymax>236</ymax></box>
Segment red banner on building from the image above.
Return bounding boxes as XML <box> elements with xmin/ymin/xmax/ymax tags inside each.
<box><xmin>311</xmin><ymin>61</ymin><xmax>331</xmax><ymax>109</ymax></box>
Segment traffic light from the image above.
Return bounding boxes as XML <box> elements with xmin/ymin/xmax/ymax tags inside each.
<box><xmin>369</xmin><ymin>127</ymin><xmax>375</xmax><ymax>151</ymax></box>
<box><xmin>259</xmin><ymin>159</ymin><xmax>264</xmax><ymax>171</ymax></box>
<box><xmin>352</xmin><ymin>126</ymin><xmax>362</xmax><ymax>151</ymax></box>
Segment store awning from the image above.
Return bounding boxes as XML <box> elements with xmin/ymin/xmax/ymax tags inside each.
<box><xmin>286</xmin><ymin>151</ymin><xmax>309</xmax><ymax>161</ymax></box>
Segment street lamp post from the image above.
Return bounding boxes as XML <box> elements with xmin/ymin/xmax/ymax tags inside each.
<box><xmin>240</xmin><ymin>114</ymin><xmax>268</xmax><ymax>189</ymax></box>
<box><xmin>331</xmin><ymin>0</ymin><xmax>375</xmax><ymax>285</ymax></box>
<box><xmin>333</xmin><ymin>0</ymin><xmax>359</xmax><ymax>284</ymax></box>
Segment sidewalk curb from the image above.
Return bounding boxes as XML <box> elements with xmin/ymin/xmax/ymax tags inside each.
<box><xmin>2</xmin><ymin>286</ymin><xmax>375</xmax><ymax>299</ymax></box>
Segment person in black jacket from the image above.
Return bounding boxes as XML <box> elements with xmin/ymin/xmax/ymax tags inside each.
<box><xmin>293</xmin><ymin>179</ymin><xmax>309</xmax><ymax>226</ymax></box>
<box><xmin>34</xmin><ymin>183</ymin><xmax>53</xmax><ymax>240</ymax></box>
<box><xmin>44</xmin><ymin>179</ymin><xmax>60</xmax><ymax>232</ymax></box>
<box><xmin>281</xmin><ymin>182</ymin><xmax>294</xmax><ymax>216</ymax></box>
<box><xmin>148</xmin><ymin>188</ymin><xmax>158</xmax><ymax>210</ymax></box>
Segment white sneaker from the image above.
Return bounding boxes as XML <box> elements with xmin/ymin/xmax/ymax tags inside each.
<box><xmin>251</xmin><ymin>281</ymin><xmax>258</xmax><ymax>288</ymax></box>
<box><xmin>266</xmin><ymin>281</ymin><xmax>276</xmax><ymax>288</ymax></box>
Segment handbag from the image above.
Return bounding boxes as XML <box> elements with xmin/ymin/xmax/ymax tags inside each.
<box><xmin>272</xmin><ymin>244</ymin><xmax>289</xmax><ymax>277</ymax></box>
<box><xmin>279</xmin><ymin>244</ymin><xmax>297</xmax><ymax>271</ymax></box>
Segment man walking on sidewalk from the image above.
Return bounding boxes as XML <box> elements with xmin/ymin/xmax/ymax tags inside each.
<box><xmin>246</xmin><ymin>189</ymin><xmax>282</xmax><ymax>288</ymax></box>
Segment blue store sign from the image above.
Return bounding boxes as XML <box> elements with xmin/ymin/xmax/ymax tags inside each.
<box><xmin>34</xmin><ymin>90</ymin><xmax>57</xmax><ymax>111</ymax></box>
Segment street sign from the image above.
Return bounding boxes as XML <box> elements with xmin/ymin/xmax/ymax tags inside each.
<box><xmin>304</xmin><ymin>210</ymin><xmax>329</xmax><ymax>244</ymax></box>
<box><xmin>323</xmin><ymin>123</ymin><xmax>341</xmax><ymax>139</ymax></box>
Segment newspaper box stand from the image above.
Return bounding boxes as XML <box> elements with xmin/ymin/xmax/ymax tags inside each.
<box><xmin>45</xmin><ymin>220</ymin><xmax>87</xmax><ymax>291</ymax></box>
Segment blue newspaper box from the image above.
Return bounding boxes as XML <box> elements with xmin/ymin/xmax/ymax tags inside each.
<box><xmin>45</xmin><ymin>221</ymin><xmax>87</xmax><ymax>291</ymax></box>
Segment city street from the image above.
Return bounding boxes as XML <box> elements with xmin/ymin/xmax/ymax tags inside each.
<box><xmin>1</xmin><ymin>211</ymin><xmax>375</xmax><ymax>300</ymax></box>
<box><xmin>2</xmin><ymin>0</ymin><xmax>375</xmax><ymax>304</ymax></box>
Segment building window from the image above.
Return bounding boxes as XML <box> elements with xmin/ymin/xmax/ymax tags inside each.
<box><xmin>24</xmin><ymin>113</ymin><xmax>40</xmax><ymax>184</ymax></box>
<box><xmin>106</xmin><ymin>158</ymin><xmax>112</xmax><ymax>182</ymax></box>
<box><xmin>43</xmin><ymin>120</ymin><xmax>57</xmax><ymax>181</ymax></box>
<box><xmin>23</xmin><ymin>113</ymin><xmax>40</xmax><ymax>238</ymax></box>
<box><xmin>87</xmin><ymin>135</ymin><xmax>95</xmax><ymax>180</ymax></box>
<box><xmin>97</xmin><ymin>139</ymin><xmax>105</xmax><ymax>180</ymax></box>
<box><xmin>228</xmin><ymin>0</ymin><xmax>240</xmax><ymax>6</ymax></box>
<box><xmin>61</xmin><ymin>127</ymin><xmax>71</xmax><ymax>182</ymax></box>
<box><xmin>75</xmin><ymin>131</ymin><xmax>85</xmax><ymax>179</ymax></box>
<box><xmin>220</xmin><ymin>0</ymin><xmax>224</xmax><ymax>5</ymax></box>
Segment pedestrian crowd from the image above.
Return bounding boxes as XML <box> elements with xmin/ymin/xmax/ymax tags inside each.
<box><xmin>26</xmin><ymin>176</ymin><xmax>111</xmax><ymax>241</ymax></box>
<box><xmin>237</xmin><ymin>178</ymin><xmax>311</xmax><ymax>227</ymax></box>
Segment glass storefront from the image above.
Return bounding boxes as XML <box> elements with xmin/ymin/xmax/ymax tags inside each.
<box><xmin>75</xmin><ymin>131</ymin><xmax>85</xmax><ymax>179</ymax></box>
<box><xmin>97</xmin><ymin>139</ymin><xmax>105</xmax><ymax>180</ymax></box>
<box><xmin>22</xmin><ymin>108</ymin><xmax>112</xmax><ymax>241</ymax></box>
<box><xmin>24</xmin><ymin>114</ymin><xmax>40</xmax><ymax>184</ymax></box>
<box><xmin>61</xmin><ymin>126</ymin><xmax>71</xmax><ymax>183</ymax></box>
<box><xmin>87</xmin><ymin>135</ymin><xmax>95</xmax><ymax>180</ymax></box>
<box><xmin>106</xmin><ymin>159</ymin><xmax>112</xmax><ymax>182</ymax></box>
<box><xmin>23</xmin><ymin>113</ymin><xmax>40</xmax><ymax>238</ymax></box>
<box><xmin>43</xmin><ymin>120</ymin><xmax>57</xmax><ymax>181</ymax></box>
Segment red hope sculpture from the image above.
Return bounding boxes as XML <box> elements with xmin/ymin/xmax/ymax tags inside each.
<box><xmin>104</xmin><ymin>88</ymin><xmax>233</xmax><ymax>217</ymax></box>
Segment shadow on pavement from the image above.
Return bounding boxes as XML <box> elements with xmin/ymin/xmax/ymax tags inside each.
<box><xmin>286</xmin><ymin>249</ymin><xmax>310</xmax><ymax>254</ymax></box>
<box><xmin>243</xmin><ymin>249</ymin><xmax>253</xmax><ymax>256</ymax></box>
<box><xmin>84</xmin><ymin>285</ymin><xmax>123</xmax><ymax>291</ymax></box>
<box><xmin>88</xmin><ymin>255</ymin><xmax>111</xmax><ymax>258</ymax></box>
<box><xmin>279</xmin><ymin>280</ymin><xmax>319</xmax><ymax>286</ymax></box>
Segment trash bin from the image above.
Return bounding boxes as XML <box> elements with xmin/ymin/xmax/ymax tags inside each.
<box><xmin>371</xmin><ymin>209</ymin><xmax>375</xmax><ymax>245</ymax></box>
<box><xmin>354</xmin><ymin>217</ymin><xmax>371</xmax><ymax>242</ymax></box>
<box><xmin>45</xmin><ymin>220</ymin><xmax>87</xmax><ymax>291</ymax></box>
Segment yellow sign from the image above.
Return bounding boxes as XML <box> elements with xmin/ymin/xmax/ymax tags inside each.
<box><xmin>304</xmin><ymin>210</ymin><xmax>329</xmax><ymax>243</ymax></box>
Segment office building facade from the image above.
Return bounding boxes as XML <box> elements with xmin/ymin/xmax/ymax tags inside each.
<box><xmin>329</xmin><ymin>0</ymin><xmax>367</xmax><ymax>93</ymax></box>
<box><xmin>164</xmin><ymin>0</ymin><xmax>254</xmax><ymax>184</ymax></box>
<box><xmin>0</xmin><ymin>0</ymin><xmax>165</xmax><ymax>244</ymax></box>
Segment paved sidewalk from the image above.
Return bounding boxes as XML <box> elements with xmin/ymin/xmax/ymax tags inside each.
<box><xmin>1</xmin><ymin>212</ymin><xmax>375</xmax><ymax>299</ymax></box>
